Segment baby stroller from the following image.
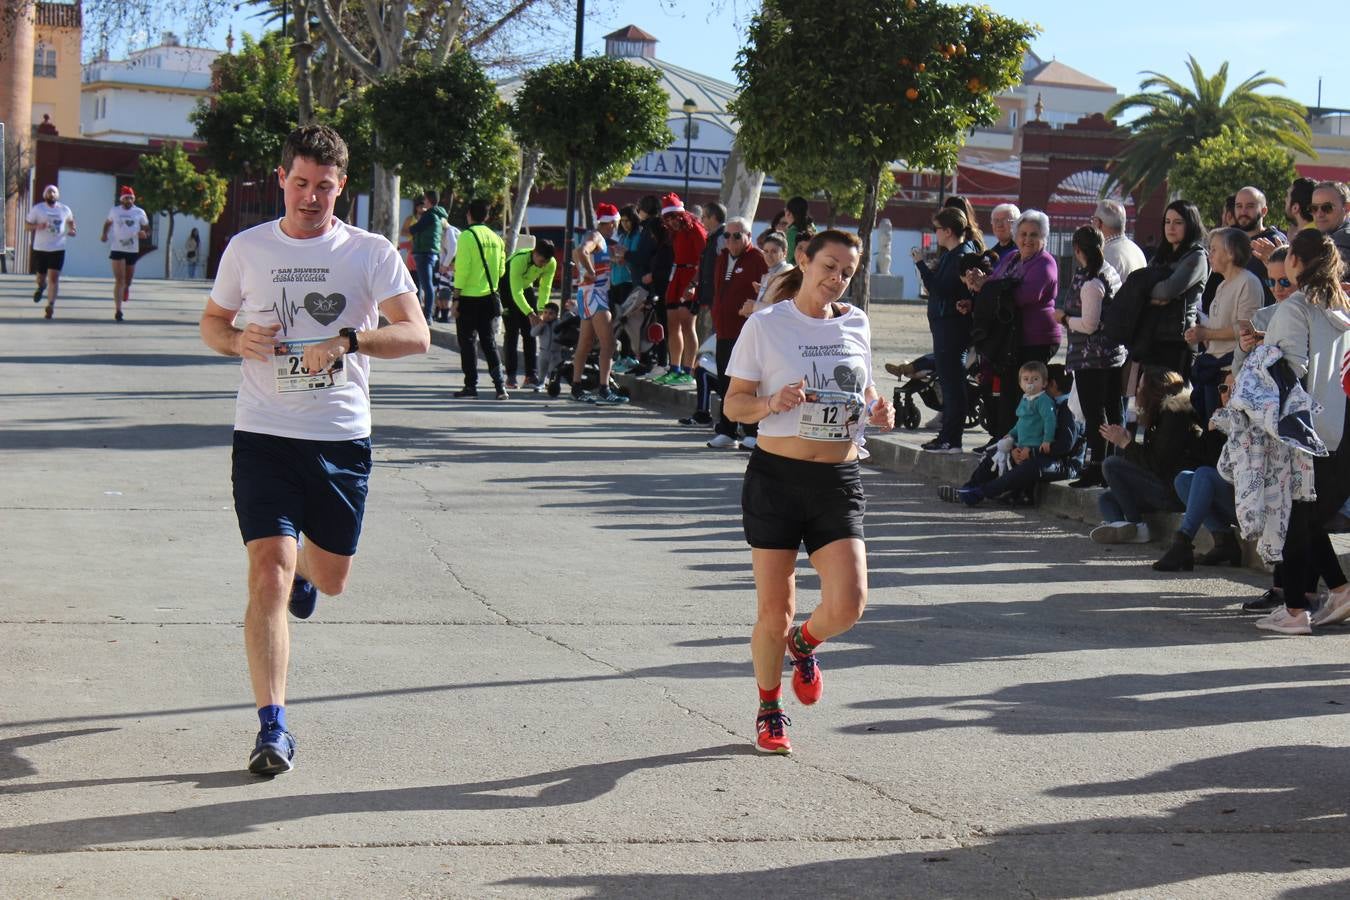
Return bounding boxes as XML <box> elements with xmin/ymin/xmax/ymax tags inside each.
<box><xmin>893</xmin><ymin>354</ymin><xmax>993</xmax><ymax>434</ymax></box>
<box><xmin>542</xmin><ymin>312</ymin><xmax>631</xmax><ymax>400</ymax></box>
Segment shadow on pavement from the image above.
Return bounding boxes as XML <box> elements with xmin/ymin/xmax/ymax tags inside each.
<box><xmin>0</xmin><ymin>744</ymin><xmax>745</xmax><ymax>852</ymax></box>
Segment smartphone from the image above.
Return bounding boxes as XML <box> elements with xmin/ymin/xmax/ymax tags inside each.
<box><xmin>1236</xmin><ymin>318</ymin><xmax>1254</xmax><ymax>335</ymax></box>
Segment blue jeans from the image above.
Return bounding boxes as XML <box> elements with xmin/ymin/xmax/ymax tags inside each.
<box><xmin>1098</xmin><ymin>455</ymin><xmax>1184</xmax><ymax>523</ymax></box>
<box><xmin>930</xmin><ymin>317</ymin><xmax>970</xmax><ymax>447</ymax></box>
<box><xmin>413</xmin><ymin>252</ymin><xmax>439</xmax><ymax>320</ymax></box>
<box><xmin>1173</xmin><ymin>468</ymin><xmax>1236</xmax><ymax>538</ymax></box>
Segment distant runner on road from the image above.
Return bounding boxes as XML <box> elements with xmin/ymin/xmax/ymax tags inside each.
<box><xmin>101</xmin><ymin>186</ymin><xmax>149</xmax><ymax>322</ymax></box>
<box><xmin>24</xmin><ymin>184</ymin><xmax>76</xmax><ymax>319</ymax></box>
<box><xmin>199</xmin><ymin>124</ymin><xmax>429</xmax><ymax>776</ymax></box>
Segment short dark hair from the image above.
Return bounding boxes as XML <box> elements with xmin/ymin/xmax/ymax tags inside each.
<box><xmin>638</xmin><ymin>195</ymin><xmax>661</xmax><ymax>217</ymax></box>
<box><xmin>467</xmin><ymin>198</ymin><xmax>490</xmax><ymax>222</ymax></box>
<box><xmin>281</xmin><ymin>124</ymin><xmax>349</xmax><ymax>174</ymax></box>
<box><xmin>1047</xmin><ymin>362</ymin><xmax>1074</xmax><ymax>395</ymax></box>
<box><xmin>543</xmin><ymin>301</ymin><xmax>560</xmax><ymax>314</ymax></box>
<box><xmin>423</xmin><ymin>190</ymin><xmax>438</xmax><ymax>206</ymax></box>
<box><xmin>705</xmin><ymin>202</ymin><xmax>727</xmax><ymax>224</ymax></box>
<box><xmin>533</xmin><ymin>239</ymin><xmax>556</xmax><ymax>259</ymax></box>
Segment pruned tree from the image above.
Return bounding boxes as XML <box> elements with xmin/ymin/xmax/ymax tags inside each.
<box><xmin>363</xmin><ymin>53</ymin><xmax>518</xmax><ymax>213</ymax></box>
<box><xmin>190</xmin><ymin>32</ymin><xmax>299</xmax><ymax>179</ymax></box>
<box><xmin>133</xmin><ymin>142</ymin><xmax>229</xmax><ymax>278</ymax></box>
<box><xmin>509</xmin><ymin>56</ymin><xmax>673</xmax><ymax>230</ymax></box>
<box><xmin>732</xmin><ymin>0</ymin><xmax>1035</xmax><ymax>306</ymax></box>
<box><xmin>1169</xmin><ymin>126</ymin><xmax>1297</xmax><ymax>231</ymax></box>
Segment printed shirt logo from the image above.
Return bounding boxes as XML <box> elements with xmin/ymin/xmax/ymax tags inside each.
<box><xmin>304</xmin><ymin>292</ymin><xmax>346</xmax><ymax>325</ymax></box>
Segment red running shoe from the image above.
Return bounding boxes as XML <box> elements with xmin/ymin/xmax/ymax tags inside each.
<box><xmin>755</xmin><ymin>709</ymin><xmax>792</xmax><ymax>754</ymax></box>
<box><xmin>787</xmin><ymin>627</ymin><xmax>823</xmax><ymax>705</ymax></box>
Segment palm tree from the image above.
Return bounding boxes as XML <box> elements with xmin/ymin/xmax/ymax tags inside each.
<box><xmin>1105</xmin><ymin>56</ymin><xmax>1312</xmax><ymax>203</ymax></box>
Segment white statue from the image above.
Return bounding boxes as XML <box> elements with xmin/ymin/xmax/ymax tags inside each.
<box><xmin>874</xmin><ymin>218</ymin><xmax>893</xmax><ymax>275</ymax></box>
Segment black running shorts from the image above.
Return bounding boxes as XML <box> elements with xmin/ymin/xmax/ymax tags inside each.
<box><xmin>741</xmin><ymin>447</ymin><xmax>865</xmax><ymax>555</ymax></box>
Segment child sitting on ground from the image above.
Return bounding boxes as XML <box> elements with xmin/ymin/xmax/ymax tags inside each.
<box><xmin>939</xmin><ymin>363</ymin><xmax>1084</xmax><ymax>506</ymax></box>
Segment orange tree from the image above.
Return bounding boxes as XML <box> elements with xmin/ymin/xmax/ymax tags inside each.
<box><xmin>732</xmin><ymin>0</ymin><xmax>1035</xmax><ymax>305</ymax></box>
<box><xmin>133</xmin><ymin>142</ymin><xmax>228</xmax><ymax>279</ymax></box>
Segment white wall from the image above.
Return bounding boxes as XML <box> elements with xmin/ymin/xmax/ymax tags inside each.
<box><xmin>51</xmin><ymin>168</ymin><xmax>212</xmax><ymax>279</ymax></box>
<box><xmin>81</xmin><ymin>89</ymin><xmax>203</xmax><ymax>143</ymax></box>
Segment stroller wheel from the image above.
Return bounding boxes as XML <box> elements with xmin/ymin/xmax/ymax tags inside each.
<box><xmin>901</xmin><ymin>397</ymin><xmax>921</xmax><ymax>430</ymax></box>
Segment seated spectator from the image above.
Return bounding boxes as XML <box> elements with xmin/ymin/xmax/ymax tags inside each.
<box><xmin>1153</xmin><ymin>373</ymin><xmax>1240</xmax><ymax>571</ymax></box>
<box><xmin>938</xmin><ymin>363</ymin><xmax>1082</xmax><ymax>506</ymax></box>
<box><xmin>1090</xmin><ymin>368</ymin><xmax>1201</xmax><ymax>544</ymax></box>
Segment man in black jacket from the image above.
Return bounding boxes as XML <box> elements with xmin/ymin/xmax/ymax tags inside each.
<box><xmin>1233</xmin><ymin>186</ymin><xmax>1285</xmax><ymax>306</ymax></box>
<box><xmin>694</xmin><ymin>202</ymin><xmax>726</xmax><ymax>345</ymax></box>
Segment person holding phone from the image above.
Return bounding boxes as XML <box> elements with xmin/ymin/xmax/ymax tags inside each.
<box><xmin>1186</xmin><ymin>228</ymin><xmax>1262</xmax><ymax>422</ymax></box>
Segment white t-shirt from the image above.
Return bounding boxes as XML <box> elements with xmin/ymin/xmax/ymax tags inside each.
<box><xmin>727</xmin><ymin>299</ymin><xmax>875</xmax><ymax>440</ymax></box>
<box><xmin>210</xmin><ymin>219</ymin><xmax>416</xmax><ymax>441</ymax></box>
<box><xmin>105</xmin><ymin>204</ymin><xmax>150</xmax><ymax>253</ymax></box>
<box><xmin>26</xmin><ymin>202</ymin><xmax>75</xmax><ymax>251</ymax></box>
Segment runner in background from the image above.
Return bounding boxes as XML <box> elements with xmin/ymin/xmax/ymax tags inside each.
<box><xmin>24</xmin><ymin>184</ymin><xmax>76</xmax><ymax>319</ymax></box>
<box><xmin>101</xmin><ymin>186</ymin><xmax>149</xmax><ymax>321</ymax></box>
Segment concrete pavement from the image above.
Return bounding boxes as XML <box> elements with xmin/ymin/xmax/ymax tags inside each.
<box><xmin>3</xmin><ymin>274</ymin><xmax>1350</xmax><ymax>898</ymax></box>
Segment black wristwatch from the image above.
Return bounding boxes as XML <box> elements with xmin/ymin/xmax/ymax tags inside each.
<box><xmin>339</xmin><ymin>327</ymin><xmax>359</xmax><ymax>354</ymax></box>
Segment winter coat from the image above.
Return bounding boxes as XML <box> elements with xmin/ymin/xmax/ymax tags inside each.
<box><xmin>1263</xmin><ymin>290</ymin><xmax>1350</xmax><ymax>451</ymax></box>
<box><xmin>1118</xmin><ymin>391</ymin><xmax>1203</xmax><ymax>483</ymax></box>
<box><xmin>916</xmin><ymin>239</ymin><xmax>979</xmax><ymax>321</ymax></box>
<box><xmin>989</xmin><ymin>249</ymin><xmax>1061</xmax><ymax>346</ymax></box>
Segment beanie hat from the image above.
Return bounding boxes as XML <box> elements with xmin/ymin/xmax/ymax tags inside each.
<box><xmin>661</xmin><ymin>192</ymin><xmax>684</xmax><ymax>216</ymax></box>
<box><xmin>595</xmin><ymin>202</ymin><xmax>619</xmax><ymax>224</ymax></box>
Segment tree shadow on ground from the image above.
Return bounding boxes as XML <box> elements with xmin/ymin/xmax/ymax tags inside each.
<box><xmin>497</xmin><ymin>745</ymin><xmax>1350</xmax><ymax>899</ymax></box>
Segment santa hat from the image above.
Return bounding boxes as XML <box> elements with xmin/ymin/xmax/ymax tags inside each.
<box><xmin>119</xmin><ymin>185</ymin><xmax>136</xmax><ymax>200</ymax></box>
<box><xmin>595</xmin><ymin>202</ymin><xmax>619</xmax><ymax>224</ymax></box>
<box><xmin>661</xmin><ymin>192</ymin><xmax>684</xmax><ymax>216</ymax></box>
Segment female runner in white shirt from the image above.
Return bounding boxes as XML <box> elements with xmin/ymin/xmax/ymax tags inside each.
<box><xmin>723</xmin><ymin>229</ymin><xmax>895</xmax><ymax>754</ymax></box>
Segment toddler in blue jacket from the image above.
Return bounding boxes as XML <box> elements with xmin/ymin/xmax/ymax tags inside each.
<box><xmin>1011</xmin><ymin>360</ymin><xmax>1056</xmax><ymax>453</ymax></box>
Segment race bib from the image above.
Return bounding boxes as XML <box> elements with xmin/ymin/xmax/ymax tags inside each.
<box><xmin>274</xmin><ymin>338</ymin><xmax>346</xmax><ymax>393</ymax></box>
<box><xmin>797</xmin><ymin>389</ymin><xmax>864</xmax><ymax>441</ymax></box>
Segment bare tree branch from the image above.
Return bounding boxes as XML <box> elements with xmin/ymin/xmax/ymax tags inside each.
<box><xmin>313</xmin><ymin>0</ymin><xmax>379</xmax><ymax>80</ymax></box>
<box><xmin>359</xmin><ymin>0</ymin><xmax>396</xmax><ymax>66</ymax></box>
<box><xmin>431</xmin><ymin>0</ymin><xmax>467</xmax><ymax>64</ymax></box>
<box><xmin>464</xmin><ymin>0</ymin><xmax>542</xmax><ymax>50</ymax></box>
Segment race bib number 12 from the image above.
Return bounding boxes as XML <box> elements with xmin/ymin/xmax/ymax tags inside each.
<box><xmin>274</xmin><ymin>338</ymin><xmax>346</xmax><ymax>393</ymax></box>
<box><xmin>797</xmin><ymin>389</ymin><xmax>864</xmax><ymax>441</ymax></box>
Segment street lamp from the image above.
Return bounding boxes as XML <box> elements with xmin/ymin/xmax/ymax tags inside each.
<box><xmin>681</xmin><ymin>97</ymin><xmax>697</xmax><ymax>199</ymax></box>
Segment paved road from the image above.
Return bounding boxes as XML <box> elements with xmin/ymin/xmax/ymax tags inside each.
<box><xmin>3</xmin><ymin>275</ymin><xmax>1349</xmax><ymax>898</ymax></box>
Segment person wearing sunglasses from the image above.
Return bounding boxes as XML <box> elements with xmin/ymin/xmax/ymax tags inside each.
<box><xmin>1232</xmin><ymin>246</ymin><xmax>1294</xmax><ymax>371</ymax></box>
<box><xmin>1311</xmin><ymin>181</ymin><xmax>1350</xmax><ymax>271</ymax></box>
<box><xmin>705</xmin><ymin>216</ymin><xmax>769</xmax><ymax>449</ymax></box>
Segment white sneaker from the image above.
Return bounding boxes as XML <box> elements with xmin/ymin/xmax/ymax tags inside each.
<box><xmin>1090</xmin><ymin>521</ymin><xmax>1136</xmax><ymax>544</ymax></box>
<box><xmin>1125</xmin><ymin>522</ymin><xmax>1151</xmax><ymax>544</ymax></box>
<box><xmin>706</xmin><ymin>434</ymin><xmax>737</xmax><ymax>450</ymax></box>
<box><xmin>739</xmin><ymin>435</ymin><xmax>758</xmax><ymax>451</ymax></box>
<box><xmin>1255</xmin><ymin>607</ymin><xmax>1312</xmax><ymax>635</ymax></box>
<box><xmin>1311</xmin><ymin>588</ymin><xmax>1350</xmax><ymax>626</ymax></box>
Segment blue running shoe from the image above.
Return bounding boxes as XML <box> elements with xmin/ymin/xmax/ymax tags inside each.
<box><xmin>289</xmin><ymin>575</ymin><xmax>318</xmax><ymax>619</ymax></box>
<box><xmin>249</xmin><ymin>725</ymin><xmax>295</xmax><ymax>775</ymax></box>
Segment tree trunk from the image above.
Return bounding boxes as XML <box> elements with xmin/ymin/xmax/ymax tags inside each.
<box><xmin>293</xmin><ymin>0</ymin><xmax>315</xmax><ymax>124</ymax></box>
<box><xmin>370</xmin><ymin>158</ymin><xmax>399</xmax><ymax>242</ymax></box>
<box><xmin>718</xmin><ymin>139</ymin><xmax>765</xmax><ymax>223</ymax></box>
<box><xmin>505</xmin><ymin>146</ymin><xmax>542</xmax><ymax>255</ymax></box>
<box><xmin>851</xmin><ymin>162</ymin><xmax>882</xmax><ymax>310</ymax></box>
<box><xmin>581</xmin><ymin>171</ymin><xmax>595</xmax><ymax>230</ymax></box>
<box><xmin>163</xmin><ymin>211</ymin><xmax>175</xmax><ymax>279</ymax></box>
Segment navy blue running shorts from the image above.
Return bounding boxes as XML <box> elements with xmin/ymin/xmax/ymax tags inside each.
<box><xmin>741</xmin><ymin>447</ymin><xmax>865</xmax><ymax>555</ymax></box>
<box><xmin>231</xmin><ymin>430</ymin><xmax>371</xmax><ymax>556</ymax></box>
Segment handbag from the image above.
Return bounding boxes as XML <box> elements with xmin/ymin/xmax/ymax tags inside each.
<box><xmin>970</xmin><ymin>276</ymin><xmax>1022</xmax><ymax>370</ymax></box>
<box><xmin>466</xmin><ymin>226</ymin><xmax>502</xmax><ymax>316</ymax></box>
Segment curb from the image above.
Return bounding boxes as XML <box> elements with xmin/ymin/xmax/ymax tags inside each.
<box><xmin>430</xmin><ymin>321</ymin><xmax>1268</xmax><ymax>571</ymax></box>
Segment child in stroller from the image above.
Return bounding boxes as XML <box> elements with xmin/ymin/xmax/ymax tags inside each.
<box><xmin>890</xmin><ymin>354</ymin><xmax>993</xmax><ymax>434</ymax></box>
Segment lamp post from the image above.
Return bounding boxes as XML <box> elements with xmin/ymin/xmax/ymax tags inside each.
<box><xmin>681</xmin><ymin>98</ymin><xmax>697</xmax><ymax>199</ymax></box>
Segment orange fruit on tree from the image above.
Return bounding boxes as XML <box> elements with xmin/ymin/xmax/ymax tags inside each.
<box><xmin>905</xmin><ymin>87</ymin><xmax>919</xmax><ymax>101</ymax></box>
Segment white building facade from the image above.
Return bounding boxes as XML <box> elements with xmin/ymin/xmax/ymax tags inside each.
<box><xmin>80</xmin><ymin>34</ymin><xmax>217</xmax><ymax>144</ymax></box>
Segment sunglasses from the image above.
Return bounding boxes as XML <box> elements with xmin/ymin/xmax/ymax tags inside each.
<box><xmin>1267</xmin><ymin>276</ymin><xmax>1292</xmax><ymax>288</ymax></box>
<box><xmin>1313</xmin><ymin>202</ymin><xmax>1343</xmax><ymax>215</ymax></box>
<box><xmin>726</xmin><ymin>231</ymin><xmax>746</xmax><ymax>240</ymax></box>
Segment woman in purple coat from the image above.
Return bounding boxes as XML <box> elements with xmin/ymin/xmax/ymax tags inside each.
<box><xmin>965</xmin><ymin>209</ymin><xmax>1062</xmax><ymax>439</ymax></box>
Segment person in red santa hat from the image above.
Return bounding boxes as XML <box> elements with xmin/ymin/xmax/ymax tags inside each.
<box><xmin>655</xmin><ymin>192</ymin><xmax>707</xmax><ymax>385</ymax></box>
<box><xmin>101</xmin><ymin>185</ymin><xmax>150</xmax><ymax>321</ymax></box>
<box><xmin>570</xmin><ymin>202</ymin><xmax>628</xmax><ymax>404</ymax></box>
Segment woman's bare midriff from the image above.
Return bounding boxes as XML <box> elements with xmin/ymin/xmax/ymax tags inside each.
<box><xmin>755</xmin><ymin>434</ymin><xmax>858</xmax><ymax>463</ymax></box>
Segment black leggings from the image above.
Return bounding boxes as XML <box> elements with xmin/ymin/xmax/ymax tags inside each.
<box><xmin>1074</xmin><ymin>366</ymin><xmax>1124</xmax><ymax>464</ymax></box>
<box><xmin>1281</xmin><ymin>449</ymin><xmax>1350</xmax><ymax>610</ymax></box>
